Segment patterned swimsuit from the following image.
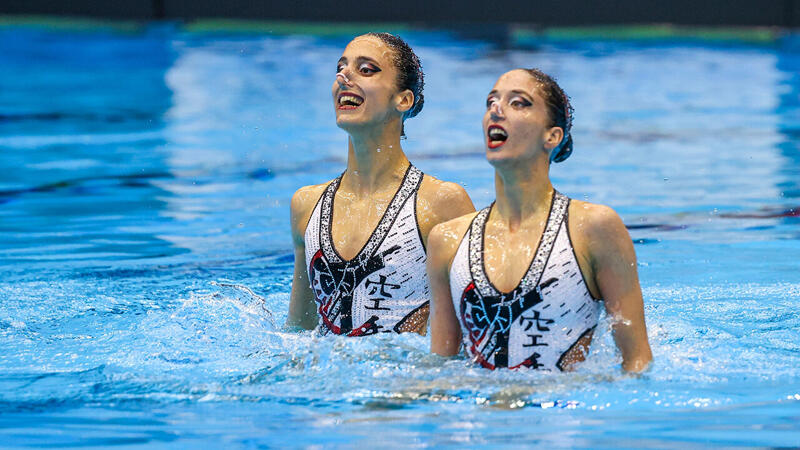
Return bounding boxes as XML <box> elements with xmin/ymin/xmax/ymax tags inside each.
<box><xmin>304</xmin><ymin>165</ymin><xmax>431</xmax><ymax>336</ymax></box>
<box><xmin>449</xmin><ymin>191</ymin><xmax>602</xmax><ymax>370</ymax></box>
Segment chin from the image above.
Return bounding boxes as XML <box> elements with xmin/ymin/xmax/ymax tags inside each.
<box><xmin>336</xmin><ymin>112</ymin><xmax>388</xmax><ymax>134</ymax></box>
<box><xmin>485</xmin><ymin>148</ymin><xmax>511</xmax><ymax>162</ymax></box>
<box><xmin>335</xmin><ymin>115</ymin><xmax>364</xmax><ymax>130</ymax></box>
<box><xmin>485</xmin><ymin>149</ymin><xmax>527</xmax><ymax>168</ymax></box>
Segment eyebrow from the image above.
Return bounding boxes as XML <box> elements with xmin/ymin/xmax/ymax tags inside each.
<box><xmin>487</xmin><ymin>89</ymin><xmax>534</xmax><ymax>99</ymax></box>
<box><xmin>337</xmin><ymin>56</ymin><xmax>381</xmax><ymax>66</ymax></box>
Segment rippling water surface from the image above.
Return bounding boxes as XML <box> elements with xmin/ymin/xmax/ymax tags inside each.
<box><xmin>1</xmin><ymin>22</ymin><xmax>799</xmax><ymax>447</ymax></box>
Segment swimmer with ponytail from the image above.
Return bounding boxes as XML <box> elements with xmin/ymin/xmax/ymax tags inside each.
<box><xmin>288</xmin><ymin>33</ymin><xmax>474</xmax><ymax>336</ymax></box>
<box><xmin>428</xmin><ymin>69</ymin><xmax>652</xmax><ymax>372</ymax></box>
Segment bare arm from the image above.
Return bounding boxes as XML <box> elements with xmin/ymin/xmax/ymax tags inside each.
<box><xmin>587</xmin><ymin>205</ymin><xmax>653</xmax><ymax>372</ymax></box>
<box><xmin>286</xmin><ymin>186</ymin><xmax>323</xmax><ymax>330</ymax></box>
<box><xmin>428</xmin><ymin>218</ymin><xmax>472</xmax><ymax>356</ymax></box>
<box><xmin>287</xmin><ymin>244</ymin><xmax>317</xmax><ymax>329</ymax></box>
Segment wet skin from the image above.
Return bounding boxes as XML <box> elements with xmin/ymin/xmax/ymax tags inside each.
<box><xmin>428</xmin><ymin>70</ymin><xmax>652</xmax><ymax>372</ymax></box>
<box><xmin>287</xmin><ymin>36</ymin><xmax>475</xmax><ymax>334</ymax></box>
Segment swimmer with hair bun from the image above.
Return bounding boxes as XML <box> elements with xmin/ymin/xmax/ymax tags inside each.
<box><xmin>428</xmin><ymin>69</ymin><xmax>652</xmax><ymax>372</ymax></box>
<box><xmin>288</xmin><ymin>33</ymin><xmax>474</xmax><ymax>336</ymax></box>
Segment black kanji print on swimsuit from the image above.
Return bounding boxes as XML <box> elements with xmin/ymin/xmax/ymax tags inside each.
<box><xmin>448</xmin><ymin>191</ymin><xmax>602</xmax><ymax>370</ymax></box>
<box><xmin>309</xmin><ymin>244</ymin><xmax>402</xmax><ymax>335</ymax></box>
<box><xmin>460</xmin><ymin>277</ymin><xmax>559</xmax><ymax>369</ymax></box>
<box><xmin>304</xmin><ymin>165</ymin><xmax>430</xmax><ymax>336</ymax></box>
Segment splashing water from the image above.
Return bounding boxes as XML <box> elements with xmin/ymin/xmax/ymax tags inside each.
<box><xmin>1</xmin><ymin>23</ymin><xmax>799</xmax><ymax>447</ymax></box>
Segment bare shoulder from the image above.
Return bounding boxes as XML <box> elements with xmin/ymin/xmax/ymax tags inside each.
<box><xmin>290</xmin><ymin>182</ymin><xmax>329</xmax><ymax>239</ymax></box>
<box><xmin>567</xmin><ymin>200</ymin><xmax>633</xmax><ymax>298</ymax></box>
<box><xmin>568</xmin><ymin>199</ymin><xmax>629</xmax><ymax>241</ymax></box>
<box><xmin>291</xmin><ymin>183</ymin><xmax>327</xmax><ymax>211</ymax></box>
<box><xmin>418</xmin><ymin>174</ymin><xmax>470</xmax><ymax>205</ymax></box>
<box><xmin>427</xmin><ymin>212</ymin><xmax>478</xmax><ymax>267</ymax></box>
<box><xmin>568</xmin><ymin>198</ymin><xmax>634</xmax><ymax>275</ymax></box>
<box><xmin>417</xmin><ymin>173</ymin><xmax>475</xmax><ymax>225</ymax></box>
<box><xmin>430</xmin><ymin>212</ymin><xmax>476</xmax><ymax>245</ymax></box>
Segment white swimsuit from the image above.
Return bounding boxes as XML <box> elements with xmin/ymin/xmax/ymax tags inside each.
<box><xmin>304</xmin><ymin>165</ymin><xmax>430</xmax><ymax>336</ymax></box>
<box><xmin>449</xmin><ymin>191</ymin><xmax>602</xmax><ymax>370</ymax></box>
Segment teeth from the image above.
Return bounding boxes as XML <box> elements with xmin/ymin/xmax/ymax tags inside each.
<box><xmin>339</xmin><ymin>95</ymin><xmax>363</xmax><ymax>106</ymax></box>
<box><xmin>488</xmin><ymin>127</ymin><xmax>507</xmax><ymax>140</ymax></box>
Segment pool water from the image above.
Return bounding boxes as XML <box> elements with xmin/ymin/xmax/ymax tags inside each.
<box><xmin>1</xmin><ymin>21</ymin><xmax>799</xmax><ymax>447</ymax></box>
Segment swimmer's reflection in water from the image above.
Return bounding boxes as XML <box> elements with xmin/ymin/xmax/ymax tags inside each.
<box><xmin>287</xmin><ymin>32</ymin><xmax>474</xmax><ymax>336</ymax></box>
<box><xmin>428</xmin><ymin>69</ymin><xmax>653</xmax><ymax>372</ymax></box>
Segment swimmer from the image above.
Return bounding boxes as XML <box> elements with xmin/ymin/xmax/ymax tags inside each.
<box><xmin>428</xmin><ymin>69</ymin><xmax>652</xmax><ymax>371</ymax></box>
<box><xmin>287</xmin><ymin>33</ymin><xmax>475</xmax><ymax>336</ymax></box>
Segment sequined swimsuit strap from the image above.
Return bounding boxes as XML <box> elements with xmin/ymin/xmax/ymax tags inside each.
<box><xmin>317</xmin><ymin>172</ymin><xmax>344</xmax><ymax>264</ymax></box>
<box><xmin>519</xmin><ymin>190</ymin><xmax>569</xmax><ymax>292</ymax></box>
<box><xmin>467</xmin><ymin>205</ymin><xmax>494</xmax><ymax>298</ymax></box>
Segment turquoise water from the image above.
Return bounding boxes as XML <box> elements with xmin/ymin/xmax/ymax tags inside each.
<box><xmin>1</xmin><ymin>23</ymin><xmax>799</xmax><ymax>447</ymax></box>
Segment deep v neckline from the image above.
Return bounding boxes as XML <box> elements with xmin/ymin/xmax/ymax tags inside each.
<box><xmin>320</xmin><ymin>165</ymin><xmax>422</xmax><ymax>266</ymax></box>
<box><xmin>468</xmin><ymin>190</ymin><xmax>570</xmax><ymax>298</ymax></box>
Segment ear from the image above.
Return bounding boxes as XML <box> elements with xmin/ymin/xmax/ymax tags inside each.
<box><xmin>394</xmin><ymin>89</ymin><xmax>414</xmax><ymax>114</ymax></box>
<box><xmin>543</xmin><ymin>126</ymin><xmax>564</xmax><ymax>151</ymax></box>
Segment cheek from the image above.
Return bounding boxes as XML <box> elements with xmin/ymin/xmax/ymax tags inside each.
<box><xmin>512</xmin><ymin>113</ymin><xmax>539</xmax><ymax>136</ymax></box>
<box><xmin>482</xmin><ymin>111</ymin><xmax>491</xmax><ymax>127</ymax></box>
<box><xmin>518</xmin><ymin>127</ymin><xmax>540</xmax><ymax>145</ymax></box>
<box><xmin>367</xmin><ymin>79</ymin><xmax>398</xmax><ymax>102</ymax></box>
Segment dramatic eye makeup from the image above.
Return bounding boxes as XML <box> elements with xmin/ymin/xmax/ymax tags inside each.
<box><xmin>358</xmin><ymin>62</ymin><xmax>380</xmax><ymax>74</ymax></box>
<box><xmin>510</xmin><ymin>96</ymin><xmax>532</xmax><ymax>107</ymax></box>
<box><xmin>508</xmin><ymin>90</ymin><xmax>533</xmax><ymax>107</ymax></box>
<box><xmin>336</xmin><ymin>57</ymin><xmax>381</xmax><ymax>75</ymax></box>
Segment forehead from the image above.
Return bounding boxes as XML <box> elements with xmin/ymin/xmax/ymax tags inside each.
<box><xmin>342</xmin><ymin>36</ymin><xmax>395</xmax><ymax>64</ymax></box>
<box><xmin>492</xmin><ymin>70</ymin><xmax>543</xmax><ymax>98</ymax></box>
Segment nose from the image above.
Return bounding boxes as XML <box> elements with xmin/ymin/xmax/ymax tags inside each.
<box><xmin>336</xmin><ymin>68</ymin><xmax>354</xmax><ymax>87</ymax></box>
<box><xmin>489</xmin><ymin>100</ymin><xmax>504</xmax><ymax>120</ymax></box>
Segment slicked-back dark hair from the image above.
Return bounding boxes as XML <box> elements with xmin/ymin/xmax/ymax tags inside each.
<box><xmin>364</xmin><ymin>32</ymin><xmax>425</xmax><ymax>137</ymax></box>
<box><xmin>523</xmin><ymin>68</ymin><xmax>574</xmax><ymax>163</ymax></box>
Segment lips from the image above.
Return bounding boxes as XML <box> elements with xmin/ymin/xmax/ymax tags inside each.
<box><xmin>337</xmin><ymin>92</ymin><xmax>364</xmax><ymax>110</ymax></box>
<box><xmin>487</xmin><ymin>124</ymin><xmax>508</xmax><ymax>149</ymax></box>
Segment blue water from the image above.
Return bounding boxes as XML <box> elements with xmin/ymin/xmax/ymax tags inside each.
<box><xmin>1</xmin><ymin>22</ymin><xmax>799</xmax><ymax>447</ymax></box>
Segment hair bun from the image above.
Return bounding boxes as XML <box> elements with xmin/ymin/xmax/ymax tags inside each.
<box><xmin>406</xmin><ymin>91</ymin><xmax>424</xmax><ymax>119</ymax></box>
<box><xmin>552</xmin><ymin>135</ymin><xmax>573</xmax><ymax>163</ymax></box>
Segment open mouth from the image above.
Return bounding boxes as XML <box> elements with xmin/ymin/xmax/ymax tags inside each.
<box><xmin>487</xmin><ymin>125</ymin><xmax>508</xmax><ymax>149</ymax></box>
<box><xmin>337</xmin><ymin>92</ymin><xmax>364</xmax><ymax>110</ymax></box>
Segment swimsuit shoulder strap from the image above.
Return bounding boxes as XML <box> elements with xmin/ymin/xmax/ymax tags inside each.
<box><xmin>467</xmin><ymin>204</ymin><xmax>495</xmax><ymax>298</ymax></box>
<box><xmin>356</xmin><ymin>165</ymin><xmax>423</xmax><ymax>262</ymax></box>
<box><xmin>518</xmin><ymin>190</ymin><xmax>570</xmax><ymax>292</ymax></box>
<box><xmin>317</xmin><ymin>172</ymin><xmax>345</xmax><ymax>263</ymax></box>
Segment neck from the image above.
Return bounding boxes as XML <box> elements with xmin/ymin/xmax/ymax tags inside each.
<box><xmin>343</xmin><ymin>124</ymin><xmax>408</xmax><ymax>195</ymax></box>
<box><xmin>493</xmin><ymin>157</ymin><xmax>553</xmax><ymax>231</ymax></box>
